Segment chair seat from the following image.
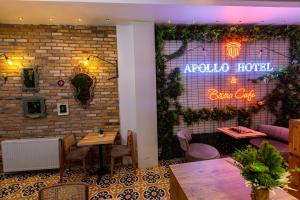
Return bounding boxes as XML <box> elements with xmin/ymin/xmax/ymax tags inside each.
<box><xmin>111</xmin><ymin>145</ymin><xmax>131</xmax><ymax>157</ymax></box>
<box><xmin>39</xmin><ymin>184</ymin><xmax>88</xmax><ymax>200</ymax></box>
<box><xmin>186</xmin><ymin>143</ymin><xmax>220</xmax><ymax>162</ymax></box>
<box><xmin>65</xmin><ymin>147</ymin><xmax>90</xmax><ymax>161</ymax></box>
<box><xmin>250</xmin><ymin>138</ymin><xmax>288</xmax><ymax>160</ymax></box>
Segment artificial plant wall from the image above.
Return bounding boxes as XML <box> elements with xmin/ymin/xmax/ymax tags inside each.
<box><xmin>156</xmin><ymin>25</ymin><xmax>300</xmax><ymax>159</ymax></box>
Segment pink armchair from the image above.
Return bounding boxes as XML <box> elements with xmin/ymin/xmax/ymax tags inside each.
<box><xmin>177</xmin><ymin>129</ymin><xmax>220</xmax><ymax>162</ymax></box>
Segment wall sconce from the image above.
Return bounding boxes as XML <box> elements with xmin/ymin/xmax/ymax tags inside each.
<box><xmin>83</xmin><ymin>55</ymin><xmax>118</xmax><ymax>80</ymax></box>
<box><xmin>0</xmin><ymin>53</ymin><xmax>13</xmax><ymax>66</ymax></box>
<box><xmin>0</xmin><ymin>53</ymin><xmax>13</xmax><ymax>84</ymax></box>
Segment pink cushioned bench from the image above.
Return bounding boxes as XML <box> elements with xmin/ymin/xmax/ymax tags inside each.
<box><xmin>250</xmin><ymin>125</ymin><xmax>289</xmax><ymax>160</ymax></box>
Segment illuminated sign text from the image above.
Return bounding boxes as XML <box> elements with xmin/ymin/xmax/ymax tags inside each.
<box><xmin>208</xmin><ymin>88</ymin><xmax>256</xmax><ymax>102</ymax></box>
<box><xmin>183</xmin><ymin>62</ymin><xmax>273</xmax><ymax>74</ymax></box>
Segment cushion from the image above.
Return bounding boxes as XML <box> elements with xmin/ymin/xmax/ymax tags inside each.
<box><xmin>250</xmin><ymin>138</ymin><xmax>288</xmax><ymax>160</ymax></box>
<box><xmin>186</xmin><ymin>143</ymin><xmax>220</xmax><ymax>162</ymax></box>
<box><xmin>65</xmin><ymin>147</ymin><xmax>90</xmax><ymax>161</ymax></box>
<box><xmin>111</xmin><ymin>145</ymin><xmax>131</xmax><ymax>157</ymax></box>
<box><xmin>257</xmin><ymin>125</ymin><xmax>289</xmax><ymax>143</ymax></box>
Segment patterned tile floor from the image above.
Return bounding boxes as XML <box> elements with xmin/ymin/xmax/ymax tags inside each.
<box><xmin>0</xmin><ymin>159</ymin><xmax>182</xmax><ymax>200</ymax></box>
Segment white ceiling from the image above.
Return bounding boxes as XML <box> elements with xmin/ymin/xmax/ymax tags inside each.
<box><xmin>1</xmin><ymin>0</ymin><xmax>300</xmax><ymax>25</ymax></box>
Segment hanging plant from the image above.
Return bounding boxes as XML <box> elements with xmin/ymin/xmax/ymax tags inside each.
<box><xmin>70</xmin><ymin>65</ymin><xmax>96</xmax><ymax>108</ymax></box>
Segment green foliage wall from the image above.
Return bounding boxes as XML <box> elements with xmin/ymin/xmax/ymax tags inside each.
<box><xmin>156</xmin><ymin>25</ymin><xmax>300</xmax><ymax>159</ymax></box>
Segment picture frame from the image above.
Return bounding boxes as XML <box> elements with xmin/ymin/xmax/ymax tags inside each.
<box><xmin>23</xmin><ymin>97</ymin><xmax>46</xmax><ymax>118</ymax></box>
<box><xmin>57</xmin><ymin>103</ymin><xmax>69</xmax><ymax>116</ymax></box>
<box><xmin>21</xmin><ymin>66</ymin><xmax>39</xmax><ymax>92</ymax></box>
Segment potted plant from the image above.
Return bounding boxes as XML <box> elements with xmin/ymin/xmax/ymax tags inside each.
<box><xmin>98</xmin><ymin>128</ymin><xmax>104</xmax><ymax>137</ymax></box>
<box><xmin>233</xmin><ymin>142</ymin><xmax>291</xmax><ymax>200</ymax></box>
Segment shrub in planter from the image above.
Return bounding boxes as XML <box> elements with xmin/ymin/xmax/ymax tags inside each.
<box><xmin>233</xmin><ymin>142</ymin><xmax>291</xmax><ymax>200</ymax></box>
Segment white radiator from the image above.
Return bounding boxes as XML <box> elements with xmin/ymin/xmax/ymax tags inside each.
<box><xmin>1</xmin><ymin>137</ymin><xmax>61</xmax><ymax>173</ymax></box>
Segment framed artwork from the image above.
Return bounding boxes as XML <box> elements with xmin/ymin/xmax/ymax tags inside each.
<box><xmin>57</xmin><ymin>103</ymin><xmax>69</xmax><ymax>116</ymax></box>
<box><xmin>23</xmin><ymin>97</ymin><xmax>46</xmax><ymax>118</ymax></box>
<box><xmin>22</xmin><ymin>66</ymin><xmax>39</xmax><ymax>92</ymax></box>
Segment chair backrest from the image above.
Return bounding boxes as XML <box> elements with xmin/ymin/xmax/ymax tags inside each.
<box><xmin>177</xmin><ymin>129</ymin><xmax>192</xmax><ymax>152</ymax></box>
<box><xmin>258</xmin><ymin>124</ymin><xmax>289</xmax><ymax>143</ymax></box>
<box><xmin>127</xmin><ymin>130</ymin><xmax>134</xmax><ymax>153</ymax></box>
<box><xmin>63</xmin><ymin>133</ymin><xmax>77</xmax><ymax>152</ymax></box>
<box><xmin>39</xmin><ymin>183</ymin><xmax>88</xmax><ymax>200</ymax></box>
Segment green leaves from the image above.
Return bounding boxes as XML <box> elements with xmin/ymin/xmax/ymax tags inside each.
<box><xmin>251</xmin><ymin>64</ymin><xmax>300</xmax><ymax>127</ymax></box>
<box><xmin>71</xmin><ymin>73</ymin><xmax>94</xmax><ymax>105</ymax></box>
<box><xmin>233</xmin><ymin>142</ymin><xmax>289</xmax><ymax>190</ymax></box>
<box><xmin>181</xmin><ymin>105</ymin><xmax>262</xmax><ymax>126</ymax></box>
<box><xmin>249</xmin><ymin>163</ymin><xmax>269</xmax><ymax>173</ymax></box>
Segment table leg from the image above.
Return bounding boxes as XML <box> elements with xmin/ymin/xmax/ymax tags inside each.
<box><xmin>96</xmin><ymin>144</ymin><xmax>107</xmax><ymax>184</ymax></box>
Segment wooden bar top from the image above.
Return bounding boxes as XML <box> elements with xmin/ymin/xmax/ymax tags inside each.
<box><xmin>169</xmin><ymin>158</ymin><xmax>296</xmax><ymax>200</ymax></box>
<box><xmin>77</xmin><ymin>132</ymin><xmax>117</xmax><ymax>146</ymax></box>
<box><xmin>217</xmin><ymin>126</ymin><xmax>267</xmax><ymax>139</ymax></box>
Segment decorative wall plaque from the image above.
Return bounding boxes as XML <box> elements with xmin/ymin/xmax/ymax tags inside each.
<box><xmin>70</xmin><ymin>64</ymin><xmax>96</xmax><ymax>108</ymax></box>
<box><xmin>23</xmin><ymin>97</ymin><xmax>46</xmax><ymax>118</ymax></box>
<box><xmin>22</xmin><ymin>66</ymin><xmax>39</xmax><ymax>92</ymax></box>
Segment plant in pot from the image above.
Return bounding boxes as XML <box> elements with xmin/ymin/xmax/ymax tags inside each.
<box><xmin>98</xmin><ymin>128</ymin><xmax>104</xmax><ymax>137</ymax></box>
<box><xmin>233</xmin><ymin>142</ymin><xmax>291</xmax><ymax>200</ymax></box>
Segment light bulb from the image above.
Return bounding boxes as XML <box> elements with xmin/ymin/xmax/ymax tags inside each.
<box><xmin>83</xmin><ymin>60</ymin><xmax>89</xmax><ymax>66</ymax></box>
<box><xmin>6</xmin><ymin>59</ymin><xmax>13</xmax><ymax>66</ymax></box>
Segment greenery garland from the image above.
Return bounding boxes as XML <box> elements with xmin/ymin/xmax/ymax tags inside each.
<box><xmin>156</xmin><ymin>25</ymin><xmax>300</xmax><ymax>159</ymax></box>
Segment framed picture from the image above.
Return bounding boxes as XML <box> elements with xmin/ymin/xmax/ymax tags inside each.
<box><xmin>57</xmin><ymin>103</ymin><xmax>69</xmax><ymax>116</ymax></box>
<box><xmin>23</xmin><ymin>97</ymin><xmax>46</xmax><ymax>118</ymax></box>
<box><xmin>22</xmin><ymin>66</ymin><xmax>39</xmax><ymax>92</ymax></box>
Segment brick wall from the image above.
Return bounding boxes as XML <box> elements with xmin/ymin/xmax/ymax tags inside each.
<box><xmin>0</xmin><ymin>24</ymin><xmax>119</xmax><ymax>164</ymax></box>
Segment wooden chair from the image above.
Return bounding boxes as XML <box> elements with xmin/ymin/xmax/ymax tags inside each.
<box><xmin>110</xmin><ymin>130</ymin><xmax>136</xmax><ymax>175</ymax></box>
<box><xmin>39</xmin><ymin>183</ymin><xmax>88</xmax><ymax>200</ymax></box>
<box><xmin>59</xmin><ymin>133</ymin><xmax>91</xmax><ymax>182</ymax></box>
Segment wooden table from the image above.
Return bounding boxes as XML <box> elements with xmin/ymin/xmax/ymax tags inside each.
<box><xmin>217</xmin><ymin>126</ymin><xmax>266</xmax><ymax>139</ymax></box>
<box><xmin>78</xmin><ymin>132</ymin><xmax>117</xmax><ymax>182</ymax></box>
<box><xmin>170</xmin><ymin>158</ymin><xmax>296</xmax><ymax>200</ymax></box>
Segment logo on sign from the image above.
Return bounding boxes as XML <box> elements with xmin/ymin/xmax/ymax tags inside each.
<box><xmin>226</xmin><ymin>41</ymin><xmax>241</xmax><ymax>58</ymax></box>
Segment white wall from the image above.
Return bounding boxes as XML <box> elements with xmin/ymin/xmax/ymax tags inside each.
<box><xmin>117</xmin><ymin>22</ymin><xmax>158</xmax><ymax>168</ymax></box>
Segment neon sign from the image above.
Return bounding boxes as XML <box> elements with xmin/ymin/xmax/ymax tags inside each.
<box><xmin>230</xmin><ymin>76</ymin><xmax>237</xmax><ymax>84</ymax></box>
<box><xmin>208</xmin><ymin>88</ymin><xmax>256</xmax><ymax>102</ymax></box>
<box><xmin>183</xmin><ymin>63</ymin><xmax>230</xmax><ymax>73</ymax></box>
<box><xmin>226</xmin><ymin>41</ymin><xmax>241</xmax><ymax>58</ymax></box>
<box><xmin>183</xmin><ymin>62</ymin><xmax>273</xmax><ymax>74</ymax></box>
